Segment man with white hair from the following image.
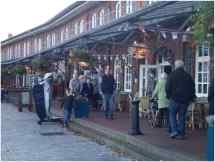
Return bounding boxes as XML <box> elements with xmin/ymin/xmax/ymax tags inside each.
<box><xmin>166</xmin><ymin>60</ymin><xmax>195</xmax><ymax>139</ymax></box>
<box><xmin>69</xmin><ymin>73</ymin><xmax>80</xmax><ymax>96</ymax></box>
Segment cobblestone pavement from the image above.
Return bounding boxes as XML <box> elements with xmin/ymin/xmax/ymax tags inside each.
<box><xmin>1</xmin><ymin>103</ymin><xmax>130</xmax><ymax>161</ymax></box>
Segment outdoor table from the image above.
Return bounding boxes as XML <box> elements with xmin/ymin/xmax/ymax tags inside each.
<box><xmin>189</xmin><ymin>98</ymin><xmax>208</xmax><ymax>130</ymax></box>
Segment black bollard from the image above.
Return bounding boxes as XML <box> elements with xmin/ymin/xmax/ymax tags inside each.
<box><xmin>129</xmin><ymin>98</ymin><xmax>143</xmax><ymax>135</ymax></box>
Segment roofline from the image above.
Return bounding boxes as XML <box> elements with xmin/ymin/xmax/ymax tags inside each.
<box><xmin>2</xmin><ymin>1</ymin><xmax>198</xmax><ymax>66</ymax></box>
<box><xmin>1</xmin><ymin>1</ymin><xmax>86</xmax><ymax>45</ymax></box>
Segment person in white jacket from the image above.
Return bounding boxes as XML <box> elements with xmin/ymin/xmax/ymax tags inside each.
<box><xmin>40</xmin><ymin>73</ymin><xmax>53</xmax><ymax>119</ymax></box>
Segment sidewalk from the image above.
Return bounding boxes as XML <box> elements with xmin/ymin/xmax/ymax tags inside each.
<box><xmin>43</xmin><ymin>102</ymin><xmax>207</xmax><ymax>160</ymax></box>
<box><xmin>86</xmin><ymin>111</ymin><xmax>206</xmax><ymax>159</ymax></box>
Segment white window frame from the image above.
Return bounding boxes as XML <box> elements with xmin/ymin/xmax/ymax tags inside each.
<box><xmin>52</xmin><ymin>33</ymin><xmax>56</xmax><ymax>46</ymax></box>
<box><xmin>65</xmin><ymin>26</ymin><xmax>69</xmax><ymax>40</ymax></box>
<box><xmin>7</xmin><ymin>48</ymin><xmax>10</xmax><ymax>60</ymax></box>
<box><xmin>17</xmin><ymin>44</ymin><xmax>20</xmax><ymax>58</ymax></box>
<box><xmin>74</xmin><ymin>22</ymin><xmax>79</xmax><ymax>35</ymax></box>
<box><xmin>115</xmin><ymin>1</ymin><xmax>122</xmax><ymax>19</ymax></box>
<box><xmin>195</xmin><ymin>42</ymin><xmax>210</xmax><ymax>97</ymax></box>
<box><xmin>38</xmin><ymin>38</ymin><xmax>42</xmax><ymax>52</ymax></box>
<box><xmin>99</xmin><ymin>9</ymin><xmax>105</xmax><ymax>26</ymax></box>
<box><xmin>80</xmin><ymin>19</ymin><xmax>84</xmax><ymax>33</ymax></box>
<box><xmin>124</xmin><ymin>54</ymin><xmax>132</xmax><ymax>92</ymax></box>
<box><xmin>144</xmin><ymin>0</ymin><xmax>156</xmax><ymax>7</ymax></box>
<box><xmin>9</xmin><ymin>47</ymin><xmax>11</xmax><ymax>59</ymax></box>
<box><xmin>92</xmin><ymin>13</ymin><xmax>97</xmax><ymax>29</ymax></box>
<box><xmin>126</xmin><ymin>0</ymin><xmax>133</xmax><ymax>14</ymax></box>
<box><xmin>60</xmin><ymin>29</ymin><xmax>64</xmax><ymax>43</ymax></box>
<box><xmin>23</xmin><ymin>42</ymin><xmax>27</xmax><ymax>57</ymax></box>
<box><xmin>13</xmin><ymin>45</ymin><xmax>16</xmax><ymax>59</ymax></box>
<box><xmin>47</xmin><ymin>34</ymin><xmax>51</xmax><ymax>48</ymax></box>
<box><xmin>114</xmin><ymin>56</ymin><xmax>121</xmax><ymax>90</ymax></box>
<box><xmin>34</xmin><ymin>39</ymin><xmax>38</xmax><ymax>53</ymax></box>
<box><xmin>27</xmin><ymin>41</ymin><xmax>30</xmax><ymax>56</ymax></box>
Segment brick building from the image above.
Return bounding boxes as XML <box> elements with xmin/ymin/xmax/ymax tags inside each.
<box><xmin>1</xmin><ymin>1</ymin><xmax>213</xmax><ymax>101</ymax></box>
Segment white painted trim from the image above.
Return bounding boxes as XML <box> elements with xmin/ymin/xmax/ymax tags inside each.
<box><xmin>195</xmin><ymin>43</ymin><xmax>210</xmax><ymax>97</ymax></box>
<box><xmin>139</xmin><ymin>64</ymin><xmax>157</xmax><ymax>97</ymax></box>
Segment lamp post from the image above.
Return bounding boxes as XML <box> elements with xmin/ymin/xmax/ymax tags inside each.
<box><xmin>128</xmin><ymin>45</ymin><xmax>146</xmax><ymax>135</ymax></box>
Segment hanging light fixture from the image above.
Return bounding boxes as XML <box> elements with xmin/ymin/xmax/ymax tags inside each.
<box><xmin>172</xmin><ymin>32</ymin><xmax>178</xmax><ymax>40</ymax></box>
<box><xmin>133</xmin><ymin>47</ymin><xmax>146</xmax><ymax>59</ymax></box>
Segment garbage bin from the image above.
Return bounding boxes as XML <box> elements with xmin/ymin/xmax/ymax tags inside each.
<box><xmin>74</xmin><ymin>97</ymin><xmax>90</xmax><ymax>118</ymax></box>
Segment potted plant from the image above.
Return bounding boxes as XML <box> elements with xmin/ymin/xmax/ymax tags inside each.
<box><xmin>14</xmin><ymin>64</ymin><xmax>26</xmax><ymax>75</ymax></box>
<box><xmin>69</xmin><ymin>49</ymin><xmax>96</xmax><ymax>72</ymax></box>
<box><xmin>32</xmin><ymin>58</ymin><xmax>51</xmax><ymax>73</ymax></box>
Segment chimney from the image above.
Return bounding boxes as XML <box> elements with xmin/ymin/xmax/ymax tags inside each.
<box><xmin>8</xmin><ymin>33</ymin><xmax>13</xmax><ymax>38</ymax></box>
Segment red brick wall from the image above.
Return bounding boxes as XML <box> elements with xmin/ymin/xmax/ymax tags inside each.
<box><xmin>1</xmin><ymin>1</ymin><xmax>146</xmax><ymax>60</ymax></box>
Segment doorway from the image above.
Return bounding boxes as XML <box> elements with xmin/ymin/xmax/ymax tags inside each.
<box><xmin>139</xmin><ymin>65</ymin><xmax>158</xmax><ymax>97</ymax></box>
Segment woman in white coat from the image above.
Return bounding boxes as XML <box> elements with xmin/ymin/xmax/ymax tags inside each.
<box><xmin>40</xmin><ymin>73</ymin><xmax>53</xmax><ymax>119</ymax></box>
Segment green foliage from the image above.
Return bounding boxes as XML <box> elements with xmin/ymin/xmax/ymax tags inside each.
<box><xmin>192</xmin><ymin>1</ymin><xmax>214</xmax><ymax>44</ymax></box>
<box><xmin>69</xmin><ymin>49</ymin><xmax>96</xmax><ymax>67</ymax></box>
<box><xmin>31</xmin><ymin>58</ymin><xmax>51</xmax><ymax>72</ymax></box>
<box><xmin>14</xmin><ymin>64</ymin><xmax>26</xmax><ymax>75</ymax></box>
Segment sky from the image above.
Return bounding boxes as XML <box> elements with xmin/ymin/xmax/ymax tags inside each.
<box><xmin>0</xmin><ymin>0</ymin><xmax>76</xmax><ymax>42</ymax></box>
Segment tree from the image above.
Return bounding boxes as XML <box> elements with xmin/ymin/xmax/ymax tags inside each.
<box><xmin>192</xmin><ymin>1</ymin><xmax>214</xmax><ymax>44</ymax></box>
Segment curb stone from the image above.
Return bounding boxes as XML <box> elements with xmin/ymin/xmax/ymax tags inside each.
<box><xmin>69</xmin><ymin>119</ymin><xmax>203</xmax><ymax>161</ymax></box>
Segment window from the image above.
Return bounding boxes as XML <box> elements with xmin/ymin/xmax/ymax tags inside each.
<box><xmin>23</xmin><ymin>42</ymin><xmax>27</xmax><ymax>57</ymax></box>
<box><xmin>52</xmin><ymin>33</ymin><xmax>56</xmax><ymax>46</ymax></box>
<box><xmin>47</xmin><ymin>34</ymin><xmax>51</xmax><ymax>48</ymax></box>
<box><xmin>124</xmin><ymin>54</ymin><xmax>132</xmax><ymax>92</ymax></box>
<box><xmin>114</xmin><ymin>56</ymin><xmax>122</xmax><ymax>90</ymax></box>
<box><xmin>17</xmin><ymin>44</ymin><xmax>20</xmax><ymax>58</ymax></box>
<box><xmin>144</xmin><ymin>0</ymin><xmax>156</xmax><ymax>7</ymax></box>
<box><xmin>99</xmin><ymin>9</ymin><xmax>105</xmax><ymax>26</ymax></box>
<box><xmin>115</xmin><ymin>1</ymin><xmax>122</xmax><ymax>19</ymax></box>
<box><xmin>20</xmin><ymin>43</ymin><xmax>24</xmax><ymax>58</ymax></box>
<box><xmin>126</xmin><ymin>0</ymin><xmax>133</xmax><ymax>14</ymax></box>
<box><xmin>80</xmin><ymin>19</ymin><xmax>85</xmax><ymax>33</ymax></box>
<box><xmin>7</xmin><ymin>47</ymin><xmax>10</xmax><ymax>60</ymax></box>
<box><xmin>60</xmin><ymin>29</ymin><xmax>64</xmax><ymax>43</ymax></box>
<box><xmin>38</xmin><ymin>38</ymin><xmax>42</xmax><ymax>52</ymax></box>
<box><xmin>195</xmin><ymin>43</ymin><xmax>210</xmax><ymax>97</ymax></box>
<box><xmin>74</xmin><ymin>22</ymin><xmax>79</xmax><ymax>35</ymax></box>
<box><xmin>105</xmin><ymin>8</ymin><xmax>111</xmax><ymax>23</ymax></box>
<box><xmin>27</xmin><ymin>41</ymin><xmax>30</xmax><ymax>56</ymax></box>
<box><xmin>9</xmin><ymin>46</ymin><xmax>13</xmax><ymax>59</ymax></box>
<box><xmin>34</xmin><ymin>39</ymin><xmax>38</xmax><ymax>53</ymax></box>
<box><xmin>92</xmin><ymin>13</ymin><xmax>97</xmax><ymax>29</ymax></box>
<box><xmin>65</xmin><ymin>26</ymin><xmax>69</xmax><ymax>40</ymax></box>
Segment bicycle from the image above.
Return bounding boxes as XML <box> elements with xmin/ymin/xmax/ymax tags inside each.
<box><xmin>147</xmin><ymin>98</ymin><xmax>158</xmax><ymax>128</ymax></box>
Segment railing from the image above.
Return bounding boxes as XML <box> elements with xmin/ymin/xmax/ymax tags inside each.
<box><xmin>2</xmin><ymin>74</ymin><xmax>36</xmax><ymax>89</ymax></box>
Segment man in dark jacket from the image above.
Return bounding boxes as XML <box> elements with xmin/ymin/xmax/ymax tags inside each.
<box><xmin>101</xmin><ymin>67</ymin><xmax>116</xmax><ymax>119</ymax></box>
<box><xmin>166</xmin><ymin>60</ymin><xmax>195</xmax><ymax>139</ymax></box>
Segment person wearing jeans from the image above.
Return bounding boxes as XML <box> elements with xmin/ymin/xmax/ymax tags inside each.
<box><xmin>63</xmin><ymin>89</ymin><xmax>74</xmax><ymax>128</ymax></box>
<box><xmin>169</xmin><ymin>99</ymin><xmax>188</xmax><ymax>137</ymax></box>
<box><xmin>103</xmin><ymin>94</ymin><xmax>114</xmax><ymax>119</ymax></box>
<box><xmin>101</xmin><ymin>67</ymin><xmax>116</xmax><ymax>119</ymax></box>
<box><xmin>166</xmin><ymin>60</ymin><xmax>195</xmax><ymax>139</ymax></box>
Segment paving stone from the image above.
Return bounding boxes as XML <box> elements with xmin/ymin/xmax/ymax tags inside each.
<box><xmin>1</xmin><ymin>103</ymin><xmax>130</xmax><ymax>161</ymax></box>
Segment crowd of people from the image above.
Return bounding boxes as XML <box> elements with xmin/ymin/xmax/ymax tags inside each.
<box><xmin>40</xmin><ymin>59</ymin><xmax>213</xmax><ymax>141</ymax></box>
<box><xmin>63</xmin><ymin>67</ymin><xmax>116</xmax><ymax>127</ymax></box>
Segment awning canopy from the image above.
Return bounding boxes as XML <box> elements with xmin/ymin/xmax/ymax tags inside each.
<box><xmin>1</xmin><ymin>1</ymin><xmax>200</xmax><ymax>66</ymax></box>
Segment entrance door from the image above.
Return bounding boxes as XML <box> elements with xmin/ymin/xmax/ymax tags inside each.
<box><xmin>139</xmin><ymin>65</ymin><xmax>158</xmax><ymax>97</ymax></box>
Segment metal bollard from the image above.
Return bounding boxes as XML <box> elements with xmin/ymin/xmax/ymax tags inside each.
<box><xmin>129</xmin><ymin>98</ymin><xmax>143</xmax><ymax>135</ymax></box>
